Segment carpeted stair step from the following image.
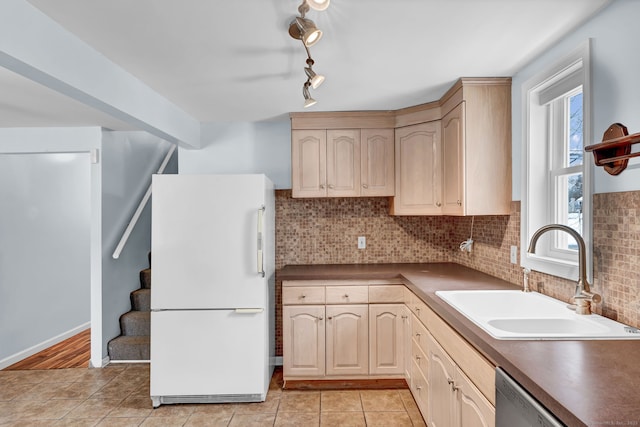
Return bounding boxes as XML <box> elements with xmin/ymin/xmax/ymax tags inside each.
<box><xmin>120</xmin><ymin>311</ymin><xmax>150</xmax><ymax>336</ymax></box>
<box><xmin>140</xmin><ymin>268</ymin><xmax>151</xmax><ymax>289</ymax></box>
<box><xmin>108</xmin><ymin>335</ymin><xmax>150</xmax><ymax>360</ymax></box>
<box><xmin>130</xmin><ymin>288</ymin><xmax>151</xmax><ymax>311</ymax></box>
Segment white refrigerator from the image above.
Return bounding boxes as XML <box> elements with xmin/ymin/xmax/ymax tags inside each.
<box><xmin>150</xmin><ymin>174</ymin><xmax>275</xmax><ymax>408</ymax></box>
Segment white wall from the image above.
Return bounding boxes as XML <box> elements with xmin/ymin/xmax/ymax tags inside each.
<box><xmin>101</xmin><ymin>131</ymin><xmax>177</xmax><ymax>361</ymax></box>
<box><xmin>512</xmin><ymin>0</ymin><xmax>640</xmax><ymax>198</ymax></box>
<box><xmin>0</xmin><ymin>127</ymin><xmax>100</xmax><ymax>368</ymax></box>
<box><xmin>179</xmin><ymin>121</ymin><xmax>291</xmax><ymax>188</ymax></box>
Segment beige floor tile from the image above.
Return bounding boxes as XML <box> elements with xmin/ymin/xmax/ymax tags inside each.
<box><xmin>278</xmin><ymin>391</ymin><xmax>320</xmax><ymax>413</ymax></box>
<box><xmin>139</xmin><ymin>415</ymin><xmax>190</xmax><ymax>426</ymax></box>
<box><xmin>17</xmin><ymin>399</ymin><xmax>84</xmax><ymax>420</ymax></box>
<box><xmin>52</xmin><ymin>381</ymin><xmax>106</xmax><ymax>400</ymax></box>
<box><xmin>107</xmin><ymin>396</ymin><xmax>154</xmax><ymax>418</ymax></box>
<box><xmin>90</xmin><ymin>383</ymin><xmax>136</xmax><ymax>400</ymax></box>
<box><xmin>65</xmin><ymin>398</ymin><xmax>123</xmax><ymax>419</ymax></box>
<box><xmin>320</xmin><ymin>390</ymin><xmax>362</xmax><ymax>412</ymax></box>
<box><xmin>53</xmin><ymin>418</ymin><xmax>102</xmax><ymax>426</ymax></box>
<box><xmin>360</xmin><ymin>390</ymin><xmax>405</xmax><ymax>412</ymax></box>
<box><xmin>40</xmin><ymin>369</ymin><xmax>87</xmax><ymax>383</ymax></box>
<box><xmin>4</xmin><ymin>420</ymin><xmax>61</xmax><ymax>427</ymax></box>
<box><xmin>364</xmin><ymin>411</ymin><xmax>414</xmax><ymax>426</ymax></box>
<box><xmin>234</xmin><ymin>395</ymin><xmax>280</xmax><ymax>414</ymax></box>
<box><xmin>320</xmin><ymin>411</ymin><xmax>366</xmax><ymax>427</ymax></box>
<box><xmin>274</xmin><ymin>411</ymin><xmax>319</xmax><ymax>426</ymax></box>
<box><xmin>228</xmin><ymin>413</ymin><xmax>276</xmax><ymax>427</ymax></box>
<box><xmin>96</xmin><ymin>417</ymin><xmax>145</xmax><ymax>427</ymax></box>
<box><xmin>184</xmin><ymin>412</ymin><xmax>232</xmax><ymax>427</ymax></box>
<box><xmin>0</xmin><ymin>382</ymin><xmax>40</xmax><ymax>401</ymax></box>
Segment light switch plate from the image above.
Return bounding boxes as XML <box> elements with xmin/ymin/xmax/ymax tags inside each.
<box><xmin>358</xmin><ymin>236</ymin><xmax>366</xmax><ymax>249</ymax></box>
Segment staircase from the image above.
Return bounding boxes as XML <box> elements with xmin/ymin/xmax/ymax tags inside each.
<box><xmin>107</xmin><ymin>262</ymin><xmax>151</xmax><ymax>361</ymax></box>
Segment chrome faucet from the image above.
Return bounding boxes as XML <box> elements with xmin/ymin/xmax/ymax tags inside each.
<box><xmin>527</xmin><ymin>224</ymin><xmax>601</xmax><ymax>315</ymax></box>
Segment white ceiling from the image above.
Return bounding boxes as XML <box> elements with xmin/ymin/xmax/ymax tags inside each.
<box><xmin>1</xmin><ymin>0</ymin><xmax>611</xmax><ymax>130</ymax></box>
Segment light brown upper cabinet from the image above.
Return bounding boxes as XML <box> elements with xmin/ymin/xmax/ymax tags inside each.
<box><xmin>291</xmin><ymin>126</ymin><xmax>395</xmax><ymax>198</ymax></box>
<box><xmin>391</xmin><ymin>122</ymin><xmax>442</xmax><ymax>215</ymax></box>
<box><xmin>291</xmin><ymin>129</ymin><xmax>361</xmax><ymax>197</ymax></box>
<box><xmin>440</xmin><ymin>79</ymin><xmax>512</xmax><ymax>216</ymax></box>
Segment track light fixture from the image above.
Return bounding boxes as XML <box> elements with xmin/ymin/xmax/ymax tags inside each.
<box><xmin>288</xmin><ymin>0</ymin><xmax>330</xmax><ymax>107</ymax></box>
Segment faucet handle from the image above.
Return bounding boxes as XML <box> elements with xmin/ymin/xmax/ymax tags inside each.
<box><xmin>574</xmin><ymin>291</ymin><xmax>602</xmax><ymax>305</ymax></box>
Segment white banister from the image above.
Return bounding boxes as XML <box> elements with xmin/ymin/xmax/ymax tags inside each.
<box><xmin>112</xmin><ymin>144</ymin><xmax>176</xmax><ymax>259</ymax></box>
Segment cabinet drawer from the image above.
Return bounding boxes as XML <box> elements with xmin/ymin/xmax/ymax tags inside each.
<box><xmin>411</xmin><ymin>338</ymin><xmax>429</xmax><ymax>375</ymax></box>
<box><xmin>408</xmin><ymin>296</ymin><xmax>430</xmax><ymax>326</ymax></box>
<box><xmin>410</xmin><ymin>356</ymin><xmax>429</xmax><ymax>418</ymax></box>
<box><xmin>369</xmin><ymin>285</ymin><xmax>404</xmax><ymax>303</ymax></box>
<box><xmin>282</xmin><ymin>287</ymin><xmax>325</xmax><ymax>305</ymax></box>
<box><xmin>326</xmin><ymin>286</ymin><xmax>368</xmax><ymax>304</ymax></box>
<box><xmin>411</xmin><ymin>314</ymin><xmax>429</xmax><ymax>356</ymax></box>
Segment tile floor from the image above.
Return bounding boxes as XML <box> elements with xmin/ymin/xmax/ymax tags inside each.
<box><xmin>0</xmin><ymin>364</ymin><xmax>426</xmax><ymax>426</ymax></box>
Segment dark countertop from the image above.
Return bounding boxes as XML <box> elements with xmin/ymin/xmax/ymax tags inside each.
<box><xmin>279</xmin><ymin>263</ymin><xmax>640</xmax><ymax>427</ymax></box>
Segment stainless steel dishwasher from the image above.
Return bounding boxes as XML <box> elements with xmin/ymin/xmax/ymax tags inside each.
<box><xmin>495</xmin><ymin>368</ymin><xmax>566</xmax><ymax>427</ymax></box>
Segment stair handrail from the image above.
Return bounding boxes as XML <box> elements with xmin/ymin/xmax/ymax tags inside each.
<box><xmin>112</xmin><ymin>144</ymin><xmax>176</xmax><ymax>259</ymax></box>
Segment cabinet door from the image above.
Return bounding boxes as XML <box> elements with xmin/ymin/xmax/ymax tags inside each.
<box><xmin>361</xmin><ymin>129</ymin><xmax>395</xmax><ymax>196</ymax></box>
<box><xmin>391</xmin><ymin>122</ymin><xmax>442</xmax><ymax>215</ymax></box>
<box><xmin>326</xmin><ymin>129</ymin><xmax>361</xmax><ymax>197</ymax></box>
<box><xmin>369</xmin><ymin>304</ymin><xmax>405</xmax><ymax>375</ymax></box>
<box><xmin>283</xmin><ymin>305</ymin><xmax>325</xmax><ymax>377</ymax></box>
<box><xmin>291</xmin><ymin>130</ymin><xmax>327</xmax><ymax>198</ymax></box>
<box><xmin>442</xmin><ymin>103</ymin><xmax>464</xmax><ymax>215</ymax></box>
<box><xmin>428</xmin><ymin>335</ymin><xmax>456</xmax><ymax>427</ymax></box>
<box><xmin>326</xmin><ymin>305</ymin><xmax>368</xmax><ymax>375</ymax></box>
<box><xmin>456</xmin><ymin>366</ymin><xmax>495</xmax><ymax>427</ymax></box>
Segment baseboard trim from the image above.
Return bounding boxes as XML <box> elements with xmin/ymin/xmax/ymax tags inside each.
<box><xmin>0</xmin><ymin>322</ymin><xmax>90</xmax><ymax>370</ymax></box>
<box><xmin>108</xmin><ymin>359</ymin><xmax>150</xmax><ymax>364</ymax></box>
<box><xmin>274</xmin><ymin>356</ymin><xmax>283</xmax><ymax>366</ymax></box>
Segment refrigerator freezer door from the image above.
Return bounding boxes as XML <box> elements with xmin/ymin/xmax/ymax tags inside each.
<box><xmin>150</xmin><ymin>310</ymin><xmax>270</xmax><ymax>402</ymax></box>
<box><xmin>151</xmin><ymin>174</ymin><xmax>274</xmax><ymax>310</ymax></box>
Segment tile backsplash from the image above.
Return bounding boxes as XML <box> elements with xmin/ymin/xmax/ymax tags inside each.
<box><xmin>274</xmin><ymin>190</ymin><xmax>640</xmax><ymax>356</ymax></box>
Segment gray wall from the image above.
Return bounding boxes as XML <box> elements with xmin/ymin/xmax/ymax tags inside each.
<box><xmin>512</xmin><ymin>0</ymin><xmax>640</xmax><ymax>198</ymax></box>
<box><xmin>179</xmin><ymin>121</ymin><xmax>291</xmax><ymax>188</ymax></box>
<box><xmin>0</xmin><ymin>127</ymin><xmax>100</xmax><ymax>368</ymax></box>
<box><xmin>101</xmin><ymin>130</ymin><xmax>177</xmax><ymax>359</ymax></box>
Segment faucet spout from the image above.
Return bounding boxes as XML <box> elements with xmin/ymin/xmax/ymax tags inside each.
<box><xmin>527</xmin><ymin>224</ymin><xmax>599</xmax><ymax>314</ymax></box>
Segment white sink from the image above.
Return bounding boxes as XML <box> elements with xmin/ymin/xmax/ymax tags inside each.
<box><xmin>435</xmin><ymin>290</ymin><xmax>640</xmax><ymax>340</ymax></box>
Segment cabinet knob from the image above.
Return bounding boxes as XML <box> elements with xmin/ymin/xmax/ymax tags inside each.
<box><xmin>436</xmin><ymin>202</ymin><xmax>442</xmax><ymax>207</ymax></box>
<box><xmin>320</xmin><ymin>184</ymin><xmax>325</xmax><ymax>189</ymax></box>
<box><xmin>300</xmin><ymin>295</ymin><xmax>306</xmax><ymax>299</ymax></box>
<box><xmin>328</xmin><ymin>184</ymin><xmax>335</xmax><ymax>189</ymax></box>
<box><xmin>318</xmin><ymin>316</ymin><xmax>324</xmax><ymax>320</ymax></box>
<box><xmin>362</xmin><ymin>184</ymin><xmax>368</xmax><ymax>189</ymax></box>
<box><xmin>416</xmin><ymin>355</ymin><xmax>421</xmax><ymax>361</ymax></box>
<box><xmin>457</xmin><ymin>200</ymin><xmax>462</xmax><ymax>206</ymax></box>
<box><xmin>328</xmin><ymin>316</ymin><xmax>333</xmax><ymax>320</ymax></box>
<box><xmin>343</xmin><ymin>294</ymin><xmax>349</xmax><ymax>298</ymax></box>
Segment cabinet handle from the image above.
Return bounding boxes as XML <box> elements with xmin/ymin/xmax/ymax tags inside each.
<box><xmin>362</xmin><ymin>183</ymin><xmax>368</xmax><ymax>189</ymax></box>
<box><xmin>401</xmin><ymin>315</ymin><xmax>408</xmax><ymax>320</ymax></box>
<box><xmin>416</xmin><ymin>386</ymin><xmax>422</xmax><ymax>391</ymax></box>
<box><xmin>415</xmin><ymin>332</ymin><xmax>421</xmax><ymax>337</ymax></box>
<box><xmin>416</xmin><ymin>355</ymin><xmax>421</xmax><ymax>361</ymax></box>
<box><xmin>457</xmin><ymin>200</ymin><xmax>462</xmax><ymax>206</ymax></box>
<box><xmin>436</xmin><ymin>202</ymin><xmax>442</xmax><ymax>207</ymax></box>
<box><xmin>415</xmin><ymin>307</ymin><xmax>420</xmax><ymax>313</ymax></box>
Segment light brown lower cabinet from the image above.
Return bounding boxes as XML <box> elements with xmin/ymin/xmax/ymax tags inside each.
<box><xmin>326</xmin><ymin>305</ymin><xmax>369</xmax><ymax>376</ymax></box>
<box><xmin>282</xmin><ymin>305</ymin><xmax>325</xmax><ymax>377</ymax></box>
<box><xmin>369</xmin><ymin>304</ymin><xmax>406</xmax><ymax>375</ymax></box>
<box><xmin>428</xmin><ymin>334</ymin><xmax>495</xmax><ymax>427</ymax></box>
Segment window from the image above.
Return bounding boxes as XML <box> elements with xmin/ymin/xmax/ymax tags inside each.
<box><xmin>521</xmin><ymin>41</ymin><xmax>592</xmax><ymax>282</ymax></box>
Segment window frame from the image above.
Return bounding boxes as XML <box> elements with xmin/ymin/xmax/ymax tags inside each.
<box><xmin>520</xmin><ymin>40</ymin><xmax>593</xmax><ymax>282</ymax></box>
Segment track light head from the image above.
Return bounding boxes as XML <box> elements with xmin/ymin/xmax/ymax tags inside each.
<box><xmin>288</xmin><ymin>16</ymin><xmax>322</xmax><ymax>47</ymax></box>
<box><xmin>304</xmin><ymin>66</ymin><xmax>325</xmax><ymax>89</ymax></box>
<box><xmin>303</xmin><ymin>82</ymin><xmax>317</xmax><ymax>108</ymax></box>
<box><xmin>306</xmin><ymin>0</ymin><xmax>330</xmax><ymax>11</ymax></box>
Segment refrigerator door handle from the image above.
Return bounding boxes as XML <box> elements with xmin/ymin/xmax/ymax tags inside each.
<box><xmin>235</xmin><ymin>308</ymin><xmax>264</xmax><ymax>314</ymax></box>
<box><xmin>257</xmin><ymin>205</ymin><xmax>265</xmax><ymax>277</ymax></box>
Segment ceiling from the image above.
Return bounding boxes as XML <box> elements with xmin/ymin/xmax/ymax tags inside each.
<box><xmin>0</xmin><ymin>0</ymin><xmax>611</xmax><ymax>131</ymax></box>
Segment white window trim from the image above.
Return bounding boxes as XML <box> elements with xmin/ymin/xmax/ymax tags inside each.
<box><xmin>520</xmin><ymin>40</ymin><xmax>593</xmax><ymax>283</ymax></box>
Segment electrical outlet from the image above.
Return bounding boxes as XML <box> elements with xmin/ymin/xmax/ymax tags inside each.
<box><xmin>510</xmin><ymin>245</ymin><xmax>518</xmax><ymax>264</ymax></box>
<box><xmin>358</xmin><ymin>236</ymin><xmax>366</xmax><ymax>249</ymax></box>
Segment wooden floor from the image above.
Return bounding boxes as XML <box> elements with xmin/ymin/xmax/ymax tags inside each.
<box><xmin>3</xmin><ymin>328</ymin><xmax>91</xmax><ymax>370</ymax></box>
